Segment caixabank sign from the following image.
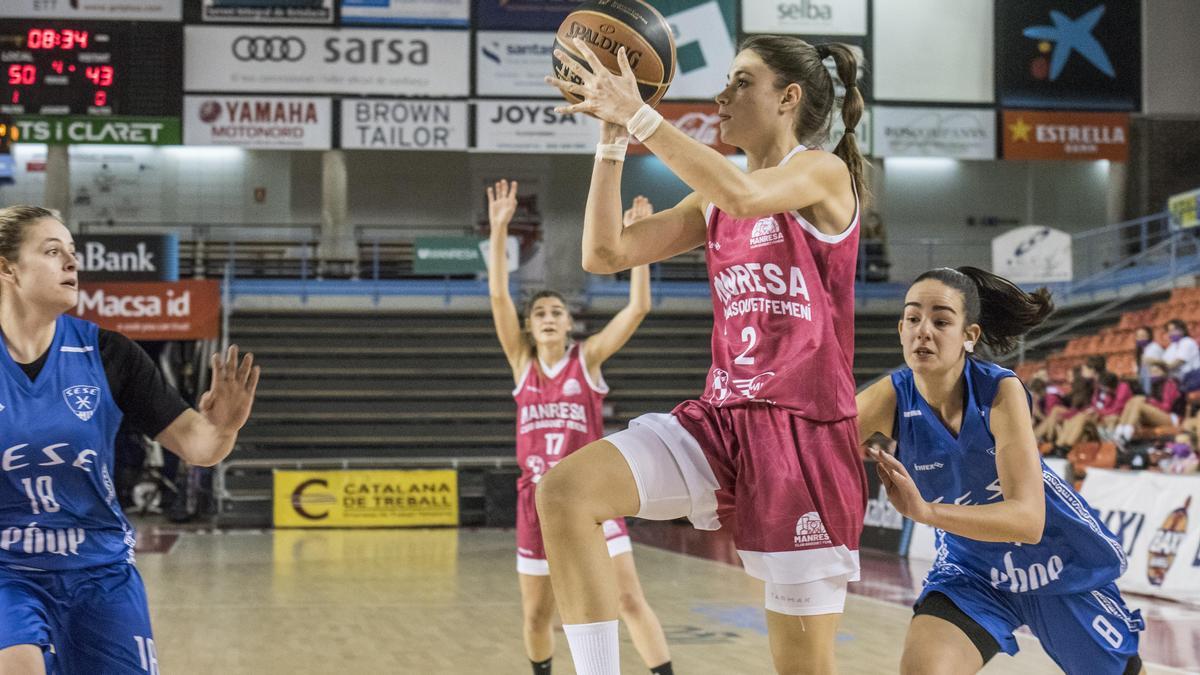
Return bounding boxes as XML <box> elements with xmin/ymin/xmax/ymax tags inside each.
<box><xmin>76</xmin><ymin>234</ymin><xmax>179</xmax><ymax>282</ymax></box>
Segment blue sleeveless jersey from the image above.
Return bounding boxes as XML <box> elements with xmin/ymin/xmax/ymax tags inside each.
<box><xmin>0</xmin><ymin>315</ymin><xmax>134</xmax><ymax>570</ymax></box>
<box><xmin>891</xmin><ymin>358</ymin><xmax>1126</xmax><ymax>595</ymax></box>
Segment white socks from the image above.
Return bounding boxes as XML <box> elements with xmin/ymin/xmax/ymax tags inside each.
<box><xmin>1115</xmin><ymin>424</ymin><xmax>1134</xmax><ymax>442</ymax></box>
<box><xmin>562</xmin><ymin>620</ymin><xmax>620</xmax><ymax>675</ymax></box>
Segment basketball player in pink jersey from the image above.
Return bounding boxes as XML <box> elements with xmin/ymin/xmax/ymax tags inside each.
<box><xmin>486</xmin><ymin>179</ymin><xmax>673</xmax><ymax>675</ymax></box>
<box><xmin>541</xmin><ymin>36</ymin><xmax>867</xmax><ymax>674</ymax></box>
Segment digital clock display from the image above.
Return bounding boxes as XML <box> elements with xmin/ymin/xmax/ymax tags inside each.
<box><xmin>1</xmin><ymin>21</ymin><xmax>182</xmax><ymax>117</ymax></box>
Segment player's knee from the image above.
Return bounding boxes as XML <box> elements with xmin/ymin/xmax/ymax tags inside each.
<box><xmin>536</xmin><ymin>463</ymin><xmax>595</xmax><ymax>523</ymax></box>
<box><xmin>523</xmin><ymin>602</ymin><xmax>555</xmax><ymax>632</ymax></box>
<box><xmin>616</xmin><ymin>588</ymin><xmax>646</xmax><ymax>618</ymax></box>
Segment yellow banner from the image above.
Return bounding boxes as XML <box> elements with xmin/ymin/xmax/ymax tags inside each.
<box><xmin>1169</xmin><ymin>188</ymin><xmax>1200</xmax><ymax>229</ymax></box>
<box><xmin>273</xmin><ymin>470</ymin><xmax>458</xmax><ymax>528</ymax></box>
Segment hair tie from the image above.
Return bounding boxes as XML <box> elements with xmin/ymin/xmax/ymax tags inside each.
<box><xmin>816</xmin><ymin>45</ymin><xmax>831</xmax><ymax>60</ymax></box>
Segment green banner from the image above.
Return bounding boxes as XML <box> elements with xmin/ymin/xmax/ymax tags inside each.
<box><xmin>413</xmin><ymin>237</ymin><xmax>487</xmax><ymax>275</ymax></box>
<box><xmin>14</xmin><ymin>116</ymin><xmax>181</xmax><ymax>146</ymax></box>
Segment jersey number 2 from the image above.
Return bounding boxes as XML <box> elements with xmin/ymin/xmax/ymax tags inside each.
<box><xmin>734</xmin><ymin>327</ymin><xmax>758</xmax><ymax>365</ymax></box>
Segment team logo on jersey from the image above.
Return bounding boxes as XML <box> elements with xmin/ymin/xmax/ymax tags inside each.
<box><xmin>749</xmin><ymin>217</ymin><xmax>785</xmax><ymax>248</ymax></box>
<box><xmin>62</xmin><ymin>385</ymin><xmax>100</xmax><ymax>422</ymax></box>
<box><xmin>563</xmin><ymin>378</ymin><xmax>582</xmax><ymax>396</ymax></box>
<box><xmin>526</xmin><ymin>455</ymin><xmax>547</xmax><ymax>482</ymax></box>
<box><xmin>794</xmin><ymin>512</ymin><xmax>832</xmax><ymax>547</ymax></box>
<box><xmin>708</xmin><ymin>369</ymin><xmax>731</xmax><ymax>405</ymax></box>
<box><xmin>733</xmin><ymin>371</ymin><xmax>776</xmax><ymax>399</ymax></box>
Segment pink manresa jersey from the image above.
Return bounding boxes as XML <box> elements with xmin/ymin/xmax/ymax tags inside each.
<box><xmin>700</xmin><ymin>148</ymin><xmax>859</xmax><ymax>421</ymax></box>
<box><xmin>513</xmin><ymin>343</ymin><xmax>608</xmax><ymax>491</ymax></box>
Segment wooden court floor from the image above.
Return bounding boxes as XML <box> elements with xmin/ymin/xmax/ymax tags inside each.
<box><xmin>133</xmin><ymin>527</ymin><xmax>1194</xmax><ymax>674</ymax></box>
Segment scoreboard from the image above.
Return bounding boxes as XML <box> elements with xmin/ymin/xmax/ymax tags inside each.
<box><xmin>0</xmin><ymin>21</ymin><xmax>182</xmax><ymax>117</ymax></box>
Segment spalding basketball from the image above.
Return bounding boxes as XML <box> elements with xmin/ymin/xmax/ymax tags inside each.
<box><xmin>552</xmin><ymin>0</ymin><xmax>676</xmax><ymax>106</ymax></box>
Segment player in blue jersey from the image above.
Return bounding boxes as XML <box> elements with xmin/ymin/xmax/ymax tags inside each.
<box><xmin>856</xmin><ymin>266</ymin><xmax>1145</xmax><ymax>675</ymax></box>
<box><xmin>0</xmin><ymin>206</ymin><xmax>260</xmax><ymax>674</ymax></box>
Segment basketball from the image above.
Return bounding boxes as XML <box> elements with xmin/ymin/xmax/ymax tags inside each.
<box><xmin>552</xmin><ymin>0</ymin><xmax>676</xmax><ymax>106</ymax></box>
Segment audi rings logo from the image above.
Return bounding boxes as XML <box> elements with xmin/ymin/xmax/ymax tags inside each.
<box><xmin>232</xmin><ymin>36</ymin><xmax>306</xmax><ymax>62</ymax></box>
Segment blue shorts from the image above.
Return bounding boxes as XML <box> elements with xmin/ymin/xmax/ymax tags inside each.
<box><xmin>0</xmin><ymin>563</ymin><xmax>158</xmax><ymax>674</ymax></box>
<box><xmin>918</xmin><ymin>572</ymin><xmax>1144</xmax><ymax>675</ymax></box>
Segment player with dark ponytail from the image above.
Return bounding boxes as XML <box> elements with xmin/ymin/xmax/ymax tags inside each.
<box><xmin>856</xmin><ymin>267</ymin><xmax>1144</xmax><ymax>674</ymax></box>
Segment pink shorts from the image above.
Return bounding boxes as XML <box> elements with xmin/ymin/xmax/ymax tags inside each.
<box><xmin>608</xmin><ymin>400</ymin><xmax>867</xmax><ymax>585</ymax></box>
<box><xmin>516</xmin><ymin>483</ymin><xmax>631</xmax><ymax>576</ymax></box>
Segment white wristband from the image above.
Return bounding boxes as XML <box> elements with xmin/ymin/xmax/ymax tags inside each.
<box><xmin>595</xmin><ymin>138</ymin><xmax>628</xmax><ymax>162</ymax></box>
<box><xmin>625</xmin><ymin>103</ymin><xmax>663</xmax><ymax>142</ymax></box>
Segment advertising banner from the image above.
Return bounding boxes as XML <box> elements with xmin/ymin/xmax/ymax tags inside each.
<box><xmin>862</xmin><ymin>459</ymin><xmax>907</xmax><ymax>554</ymax></box>
<box><xmin>341</xmin><ymin>0</ymin><xmax>469</xmax><ymax>26</ymax></box>
<box><xmin>473</xmin><ymin>100</ymin><xmax>600</xmax><ymax>155</ymax></box>
<box><xmin>1169</xmin><ymin>188</ymin><xmax>1200</xmax><ymax>229</ymax></box>
<box><xmin>991</xmin><ymin>225</ymin><xmax>1073</xmax><ymax>284</ymax></box>
<box><xmin>0</xmin><ymin>0</ymin><xmax>181</xmax><ymax>20</ymax></box>
<box><xmin>475</xmin><ymin>31</ymin><xmax>556</xmax><ymax>98</ymax></box>
<box><xmin>628</xmin><ymin>103</ymin><xmax>735</xmax><ymax>155</ymax></box>
<box><xmin>1081</xmin><ymin>469</ymin><xmax>1200</xmax><ymax>606</ymax></box>
<box><xmin>76</xmin><ymin>234</ymin><xmax>179</xmax><ymax>282</ymax></box>
<box><xmin>658</xmin><ymin>0</ymin><xmax>737</xmax><ymax>101</ymax></box>
<box><xmin>201</xmin><ymin>0</ymin><xmax>333</xmax><ymax>24</ymax></box>
<box><xmin>184</xmin><ymin>96</ymin><xmax>331</xmax><ymax>150</ymax></box>
<box><xmin>1002</xmin><ymin>110</ymin><xmax>1129</xmax><ymax>162</ymax></box>
<box><xmin>340</xmin><ymin>99</ymin><xmax>466</xmax><ymax>151</ymax></box>
<box><xmin>72</xmin><ymin>280</ymin><xmax>220</xmax><ymax>341</ymax></box>
<box><xmin>13</xmin><ymin>117</ymin><xmax>181</xmax><ymax>146</ymax></box>
<box><xmin>183</xmin><ymin>26</ymin><xmax>469</xmax><ymax>97</ymax></box>
<box><xmin>996</xmin><ymin>0</ymin><xmax>1140</xmax><ymax>111</ymax></box>
<box><xmin>274</xmin><ymin>469</ymin><xmax>459</xmax><ymax>528</ymax></box>
<box><xmin>874</xmin><ymin>0</ymin><xmax>993</xmax><ymax>103</ymax></box>
<box><xmin>413</xmin><ymin>236</ymin><xmax>520</xmax><ymax>275</ymax></box>
<box><xmin>474</xmin><ymin>0</ymin><xmax>577</xmax><ymax>30</ymax></box>
<box><xmin>742</xmin><ymin>0</ymin><xmax>867</xmax><ymax>36</ymax></box>
<box><xmin>872</xmin><ymin>106</ymin><xmax>994</xmax><ymax>159</ymax></box>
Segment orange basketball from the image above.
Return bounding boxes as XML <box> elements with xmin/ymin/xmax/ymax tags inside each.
<box><xmin>552</xmin><ymin>0</ymin><xmax>676</xmax><ymax>106</ymax></box>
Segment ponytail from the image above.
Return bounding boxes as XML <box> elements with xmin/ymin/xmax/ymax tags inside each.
<box><xmin>821</xmin><ymin>43</ymin><xmax>868</xmax><ymax>203</ymax></box>
<box><xmin>740</xmin><ymin>36</ymin><xmax>870</xmax><ymax>201</ymax></box>
<box><xmin>913</xmin><ymin>266</ymin><xmax>1055</xmax><ymax>354</ymax></box>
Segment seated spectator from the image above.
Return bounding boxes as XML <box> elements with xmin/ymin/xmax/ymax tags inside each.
<box><xmin>1112</xmin><ymin>363</ymin><xmax>1183</xmax><ymax>443</ymax></box>
<box><xmin>1156</xmin><ymin>432</ymin><xmax>1199</xmax><ymax>474</ymax></box>
<box><xmin>1058</xmin><ymin>369</ymin><xmax>1132</xmax><ymax>449</ymax></box>
<box><xmin>1050</xmin><ymin>361</ymin><xmax>1104</xmax><ymax>452</ymax></box>
<box><xmin>1030</xmin><ymin>372</ymin><xmax>1065</xmax><ymax>441</ymax></box>
<box><xmin>1135</xmin><ymin>325</ymin><xmax>1165</xmax><ymax>394</ymax></box>
<box><xmin>1151</xmin><ymin>319</ymin><xmax>1200</xmax><ymax>390</ymax></box>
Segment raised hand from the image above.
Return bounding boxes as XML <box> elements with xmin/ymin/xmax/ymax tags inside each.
<box><xmin>487</xmin><ymin>179</ymin><xmax>519</xmax><ymax>229</ymax></box>
<box><xmin>623</xmin><ymin>195</ymin><xmax>654</xmax><ymax>227</ymax></box>
<box><xmin>545</xmin><ymin>39</ymin><xmax>644</xmax><ymax>126</ymax></box>
<box><xmin>199</xmin><ymin>344</ymin><xmax>260</xmax><ymax>434</ymax></box>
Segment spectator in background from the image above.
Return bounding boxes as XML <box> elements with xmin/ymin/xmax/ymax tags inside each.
<box><xmin>1113</xmin><ymin>363</ymin><xmax>1183</xmax><ymax>443</ymax></box>
<box><xmin>1040</xmin><ymin>365</ymin><xmax>1092</xmax><ymax>451</ymax></box>
<box><xmin>1057</xmin><ymin>363</ymin><xmax>1131</xmax><ymax>450</ymax></box>
<box><xmin>1029</xmin><ymin>372</ymin><xmax>1064</xmax><ymax>437</ymax></box>
<box><xmin>1152</xmin><ymin>319</ymin><xmax>1200</xmax><ymax>390</ymax></box>
<box><xmin>1135</xmin><ymin>326</ymin><xmax>1164</xmax><ymax>394</ymax></box>
<box><xmin>1155</xmin><ymin>432</ymin><xmax>1199</xmax><ymax>474</ymax></box>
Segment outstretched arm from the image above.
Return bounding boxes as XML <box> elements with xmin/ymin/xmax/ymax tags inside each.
<box><xmin>855</xmin><ymin>376</ymin><xmax>897</xmax><ymax>460</ymax></box>
<box><xmin>157</xmin><ymin>345</ymin><xmax>260</xmax><ymax>467</ymax></box>
<box><xmin>584</xmin><ymin>197</ymin><xmax>654</xmax><ymax>369</ymax></box>
<box><xmin>485</xmin><ymin>179</ymin><xmax>528</xmax><ymax>375</ymax></box>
